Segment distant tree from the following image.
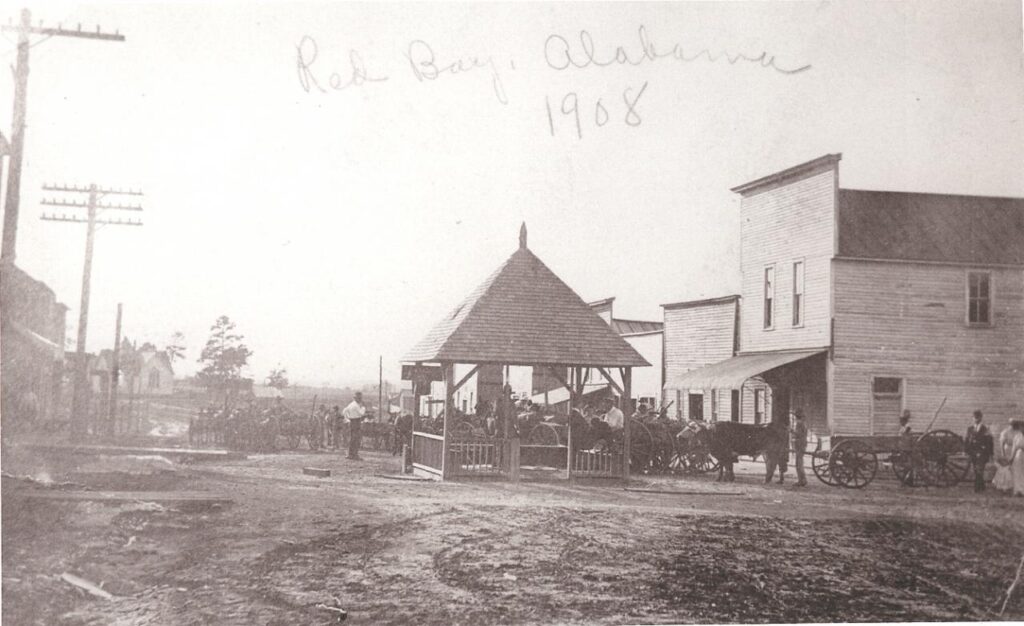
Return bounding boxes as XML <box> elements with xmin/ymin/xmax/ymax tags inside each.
<box><xmin>266</xmin><ymin>368</ymin><xmax>289</xmax><ymax>390</ymax></box>
<box><xmin>196</xmin><ymin>316</ymin><xmax>253</xmax><ymax>403</ymax></box>
<box><xmin>165</xmin><ymin>331</ymin><xmax>186</xmax><ymax>364</ymax></box>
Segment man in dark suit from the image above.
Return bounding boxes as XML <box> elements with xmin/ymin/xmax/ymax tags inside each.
<box><xmin>965</xmin><ymin>410</ymin><xmax>994</xmax><ymax>492</ymax></box>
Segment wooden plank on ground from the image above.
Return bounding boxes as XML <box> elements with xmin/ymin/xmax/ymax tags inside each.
<box><xmin>624</xmin><ymin>487</ymin><xmax>746</xmax><ymax>497</ymax></box>
<box><xmin>302</xmin><ymin>467</ymin><xmax>331</xmax><ymax>477</ymax></box>
<box><xmin>19</xmin><ymin>443</ymin><xmax>247</xmax><ymax>461</ymax></box>
<box><xmin>19</xmin><ymin>490</ymin><xmax>233</xmax><ymax>504</ymax></box>
<box><xmin>61</xmin><ymin>573</ymin><xmax>113</xmax><ymax>599</ymax></box>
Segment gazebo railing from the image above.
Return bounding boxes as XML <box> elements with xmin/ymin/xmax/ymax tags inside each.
<box><xmin>570</xmin><ymin>448</ymin><xmax>621</xmax><ymax>478</ymax></box>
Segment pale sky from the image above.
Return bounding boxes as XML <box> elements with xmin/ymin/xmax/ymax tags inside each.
<box><xmin>3</xmin><ymin>1</ymin><xmax>1022</xmax><ymax>387</ymax></box>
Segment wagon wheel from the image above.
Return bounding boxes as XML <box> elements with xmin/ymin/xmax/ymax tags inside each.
<box><xmin>646</xmin><ymin>423</ymin><xmax>675</xmax><ymax>473</ymax></box>
<box><xmin>890</xmin><ymin>450</ymin><xmax>926</xmax><ymax>486</ymax></box>
<box><xmin>811</xmin><ymin>449</ymin><xmax>841</xmax><ymax>486</ymax></box>
<box><xmin>829</xmin><ymin>440</ymin><xmax>877</xmax><ymax>489</ymax></box>
<box><xmin>527</xmin><ymin>422</ymin><xmax>562</xmax><ymax>446</ymax></box>
<box><xmin>684</xmin><ymin>445</ymin><xmax>720</xmax><ymax>474</ymax></box>
<box><xmin>918</xmin><ymin>429</ymin><xmax>970</xmax><ymax>488</ymax></box>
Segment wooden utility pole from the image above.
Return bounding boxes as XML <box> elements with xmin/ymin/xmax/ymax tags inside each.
<box><xmin>40</xmin><ymin>183</ymin><xmax>143</xmax><ymax>433</ymax></box>
<box><xmin>378</xmin><ymin>355</ymin><xmax>383</xmax><ymax>419</ymax></box>
<box><xmin>110</xmin><ymin>303</ymin><xmax>123</xmax><ymax>436</ymax></box>
<box><xmin>1</xmin><ymin>8</ymin><xmax>125</xmax><ymax>263</ymax></box>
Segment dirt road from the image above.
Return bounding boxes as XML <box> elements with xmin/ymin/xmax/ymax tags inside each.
<box><xmin>3</xmin><ymin>444</ymin><xmax>1022</xmax><ymax>625</ymax></box>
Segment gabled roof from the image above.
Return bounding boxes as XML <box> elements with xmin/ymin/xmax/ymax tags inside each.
<box><xmin>403</xmin><ymin>227</ymin><xmax>649</xmax><ymax>367</ymax></box>
<box><xmin>730</xmin><ymin>154</ymin><xmax>842</xmax><ymax>196</ymax></box>
<box><xmin>838</xmin><ymin>189</ymin><xmax>1024</xmax><ymax>266</ymax></box>
<box><xmin>661</xmin><ymin>294</ymin><xmax>740</xmax><ymax>310</ymax></box>
<box><xmin>611</xmin><ymin>318</ymin><xmax>663</xmax><ymax>336</ymax></box>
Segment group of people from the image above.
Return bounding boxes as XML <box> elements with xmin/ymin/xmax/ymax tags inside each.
<box><xmin>313</xmin><ymin>392</ymin><xmax>371</xmax><ymax>461</ymax></box>
<box><xmin>965</xmin><ymin>410</ymin><xmax>1024</xmax><ymax>496</ymax></box>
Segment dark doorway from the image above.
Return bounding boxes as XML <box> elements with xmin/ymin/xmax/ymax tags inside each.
<box><xmin>688</xmin><ymin>392</ymin><xmax>704</xmax><ymax>421</ymax></box>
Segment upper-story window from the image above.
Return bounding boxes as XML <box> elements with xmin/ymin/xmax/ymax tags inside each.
<box><xmin>967</xmin><ymin>271</ymin><xmax>992</xmax><ymax>326</ymax></box>
<box><xmin>763</xmin><ymin>265</ymin><xmax>775</xmax><ymax>329</ymax></box>
<box><xmin>792</xmin><ymin>260</ymin><xmax>805</xmax><ymax>327</ymax></box>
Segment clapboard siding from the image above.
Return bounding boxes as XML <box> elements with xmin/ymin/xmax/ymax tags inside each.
<box><xmin>663</xmin><ymin>300</ymin><xmax>736</xmax><ymax>385</ymax></box>
<box><xmin>833</xmin><ymin>260</ymin><xmax>1024</xmax><ymax>435</ymax></box>
<box><xmin>739</xmin><ymin>165</ymin><xmax>836</xmax><ymax>353</ymax></box>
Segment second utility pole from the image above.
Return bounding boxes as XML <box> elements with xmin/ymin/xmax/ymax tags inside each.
<box><xmin>41</xmin><ymin>183</ymin><xmax>143</xmax><ymax>433</ymax></box>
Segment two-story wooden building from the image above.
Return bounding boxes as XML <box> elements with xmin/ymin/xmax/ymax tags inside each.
<box><xmin>664</xmin><ymin>154</ymin><xmax>1024</xmax><ymax>436</ymax></box>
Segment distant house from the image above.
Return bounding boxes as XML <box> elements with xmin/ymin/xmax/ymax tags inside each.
<box><xmin>90</xmin><ymin>344</ymin><xmax>175</xmax><ymax>396</ymax></box>
<box><xmin>251</xmin><ymin>385</ymin><xmax>284</xmax><ymax>400</ymax></box>
<box><xmin>664</xmin><ymin>153</ymin><xmax>1024</xmax><ymax>436</ymax></box>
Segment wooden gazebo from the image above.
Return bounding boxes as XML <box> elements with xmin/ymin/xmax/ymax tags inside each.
<box><xmin>402</xmin><ymin>225</ymin><xmax>649</xmax><ymax>481</ymax></box>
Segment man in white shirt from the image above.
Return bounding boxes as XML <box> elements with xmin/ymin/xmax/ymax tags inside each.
<box><xmin>603</xmin><ymin>397</ymin><xmax>624</xmax><ymax>430</ymax></box>
<box><xmin>343</xmin><ymin>392</ymin><xmax>367</xmax><ymax>460</ymax></box>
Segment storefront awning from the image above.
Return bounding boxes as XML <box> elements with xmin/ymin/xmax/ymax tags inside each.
<box><xmin>5</xmin><ymin>320</ymin><xmax>64</xmax><ymax>361</ymax></box>
<box><xmin>664</xmin><ymin>349</ymin><xmax>826</xmax><ymax>390</ymax></box>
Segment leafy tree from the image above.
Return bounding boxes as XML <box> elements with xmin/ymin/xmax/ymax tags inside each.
<box><xmin>266</xmin><ymin>368</ymin><xmax>289</xmax><ymax>390</ymax></box>
<box><xmin>165</xmin><ymin>331</ymin><xmax>186</xmax><ymax>364</ymax></box>
<box><xmin>196</xmin><ymin>316</ymin><xmax>253</xmax><ymax>401</ymax></box>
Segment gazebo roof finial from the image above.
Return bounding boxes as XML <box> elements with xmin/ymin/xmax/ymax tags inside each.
<box><xmin>519</xmin><ymin>222</ymin><xmax>527</xmax><ymax>249</ymax></box>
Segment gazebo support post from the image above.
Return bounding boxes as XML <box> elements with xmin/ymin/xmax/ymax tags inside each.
<box><xmin>441</xmin><ymin>362</ymin><xmax>454</xmax><ymax>480</ymax></box>
<box><xmin>622</xmin><ymin>367</ymin><xmax>632</xmax><ymax>480</ymax></box>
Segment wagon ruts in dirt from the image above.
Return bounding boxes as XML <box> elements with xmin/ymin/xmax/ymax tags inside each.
<box><xmin>811</xmin><ymin>429</ymin><xmax>970</xmax><ymax>489</ymax></box>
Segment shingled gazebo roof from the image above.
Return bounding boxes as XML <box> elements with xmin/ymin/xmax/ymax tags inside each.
<box><xmin>403</xmin><ymin>225</ymin><xmax>649</xmax><ymax>368</ymax></box>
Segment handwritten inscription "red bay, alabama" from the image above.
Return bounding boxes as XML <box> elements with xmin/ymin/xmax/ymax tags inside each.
<box><xmin>296</xmin><ymin>35</ymin><xmax>510</xmax><ymax>105</ymax></box>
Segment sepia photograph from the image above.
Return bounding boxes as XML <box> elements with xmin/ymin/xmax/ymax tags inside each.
<box><xmin>1</xmin><ymin>1</ymin><xmax>1023</xmax><ymax>624</ymax></box>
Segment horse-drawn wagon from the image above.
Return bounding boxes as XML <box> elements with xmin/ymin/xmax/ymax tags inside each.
<box><xmin>810</xmin><ymin>397</ymin><xmax>969</xmax><ymax>488</ymax></box>
<box><xmin>811</xmin><ymin>429</ymin><xmax>969</xmax><ymax>488</ymax></box>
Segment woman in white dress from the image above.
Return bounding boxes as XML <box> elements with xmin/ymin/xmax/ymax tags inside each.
<box><xmin>1010</xmin><ymin>419</ymin><xmax>1024</xmax><ymax>496</ymax></box>
<box><xmin>992</xmin><ymin>420</ymin><xmax>1017</xmax><ymax>493</ymax></box>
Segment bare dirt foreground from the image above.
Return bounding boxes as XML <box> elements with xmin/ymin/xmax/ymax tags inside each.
<box><xmin>3</xmin><ymin>443</ymin><xmax>1023</xmax><ymax>625</ymax></box>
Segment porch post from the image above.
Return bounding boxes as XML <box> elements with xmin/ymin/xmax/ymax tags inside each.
<box><xmin>622</xmin><ymin>367</ymin><xmax>632</xmax><ymax>479</ymax></box>
<box><xmin>441</xmin><ymin>361</ymin><xmax>454</xmax><ymax>480</ymax></box>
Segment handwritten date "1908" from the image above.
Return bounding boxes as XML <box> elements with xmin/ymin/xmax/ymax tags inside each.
<box><xmin>545</xmin><ymin>82</ymin><xmax>648</xmax><ymax>139</ymax></box>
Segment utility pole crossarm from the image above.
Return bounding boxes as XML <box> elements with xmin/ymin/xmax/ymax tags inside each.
<box><xmin>42</xmin><ymin>199</ymin><xmax>143</xmax><ymax>211</ymax></box>
<box><xmin>44</xmin><ymin>183</ymin><xmax>143</xmax><ymax>196</ymax></box>
<box><xmin>1</xmin><ymin>23</ymin><xmax>124</xmax><ymax>41</ymax></box>
<box><xmin>41</xmin><ymin>214</ymin><xmax>143</xmax><ymax>226</ymax></box>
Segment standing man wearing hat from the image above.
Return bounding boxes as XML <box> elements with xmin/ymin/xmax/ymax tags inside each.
<box><xmin>965</xmin><ymin>410</ymin><xmax>994</xmax><ymax>493</ymax></box>
<box><xmin>791</xmin><ymin>410</ymin><xmax>809</xmax><ymax>487</ymax></box>
<box><xmin>343</xmin><ymin>392</ymin><xmax>366</xmax><ymax>461</ymax></box>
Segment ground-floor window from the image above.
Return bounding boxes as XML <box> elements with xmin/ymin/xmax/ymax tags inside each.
<box><xmin>754</xmin><ymin>389</ymin><xmax>764</xmax><ymax>424</ymax></box>
<box><xmin>731</xmin><ymin>389</ymin><xmax>740</xmax><ymax>422</ymax></box>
